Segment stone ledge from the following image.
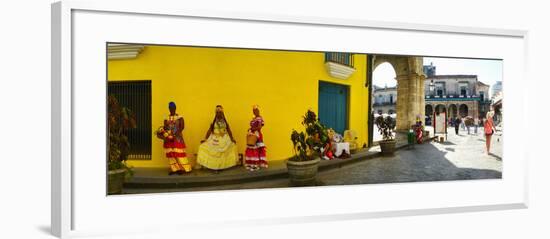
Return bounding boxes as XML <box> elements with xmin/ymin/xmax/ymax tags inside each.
<box><xmin>123</xmin><ymin>138</ymin><xmax>435</xmax><ymax>189</ymax></box>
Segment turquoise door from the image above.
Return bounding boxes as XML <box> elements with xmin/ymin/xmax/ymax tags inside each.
<box><xmin>318</xmin><ymin>81</ymin><xmax>349</xmax><ymax>134</ymax></box>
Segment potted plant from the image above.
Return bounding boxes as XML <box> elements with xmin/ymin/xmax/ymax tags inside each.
<box><xmin>287</xmin><ymin>110</ymin><xmax>329</xmax><ymax>186</ymax></box>
<box><xmin>107</xmin><ymin>95</ymin><xmax>136</xmax><ymax>194</ymax></box>
<box><xmin>375</xmin><ymin>115</ymin><xmax>396</xmax><ymax>155</ymax></box>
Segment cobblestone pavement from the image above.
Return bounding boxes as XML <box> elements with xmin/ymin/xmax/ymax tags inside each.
<box><xmin>124</xmin><ymin>127</ymin><xmax>502</xmax><ymax>194</ymax></box>
<box><xmin>319</xmin><ymin>127</ymin><xmax>502</xmax><ymax>185</ymax></box>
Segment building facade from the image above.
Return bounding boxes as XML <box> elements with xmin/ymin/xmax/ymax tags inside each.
<box><xmin>492</xmin><ymin>81</ymin><xmax>502</xmax><ymax>98</ymax></box>
<box><xmin>372</xmin><ymin>85</ymin><xmax>397</xmax><ymax>115</ymax></box>
<box><xmin>108</xmin><ymin>45</ymin><xmax>371</xmax><ymax>168</ymax></box>
<box><xmin>424</xmin><ymin>73</ymin><xmax>491</xmax><ymax>122</ymax></box>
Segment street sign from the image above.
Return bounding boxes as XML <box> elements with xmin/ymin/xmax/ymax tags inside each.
<box><xmin>433</xmin><ymin>111</ymin><xmax>447</xmax><ymax>140</ymax></box>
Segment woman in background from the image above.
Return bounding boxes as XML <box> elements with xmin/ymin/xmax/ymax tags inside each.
<box><xmin>484</xmin><ymin>111</ymin><xmax>497</xmax><ymax>155</ymax></box>
<box><xmin>197</xmin><ymin>105</ymin><xmax>238</xmax><ymax>171</ymax></box>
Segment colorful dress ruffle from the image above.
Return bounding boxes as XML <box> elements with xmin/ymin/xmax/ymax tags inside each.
<box><xmin>197</xmin><ymin>121</ymin><xmax>238</xmax><ymax>170</ymax></box>
<box><xmin>245</xmin><ymin>116</ymin><xmax>267</xmax><ymax>169</ymax></box>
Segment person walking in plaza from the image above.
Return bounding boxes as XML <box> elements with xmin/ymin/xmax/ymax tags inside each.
<box><xmin>474</xmin><ymin>116</ymin><xmax>480</xmax><ymax>135</ymax></box>
<box><xmin>454</xmin><ymin>116</ymin><xmax>461</xmax><ymax>135</ymax></box>
<box><xmin>484</xmin><ymin>111</ymin><xmax>497</xmax><ymax>155</ymax></box>
<box><xmin>466</xmin><ymin>117</ymin><xmax>471</xmax><ymax>135</ymax></box>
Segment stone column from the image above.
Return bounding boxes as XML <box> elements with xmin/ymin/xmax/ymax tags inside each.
<box><xmin>418</xmin><ymin>74</ymin><xmax>426</xmax><ymax>122</ymax></box>
<box><xmin>407</xmin><ymin>73</ymin><xmax>418</xmax><ymax>129</ymax></box>
<box><xmin>396</xmin><ymin>74</ymin><xmax>410</xmax><ymax>132</ymax></box>
<box><xmin>471</xmin><ymin>101</ymin><xmax>479</xmax><ymax>119</ymax></box>
<box><xmin>396</xmin><ymin>73</ymin><xmax>425</xmax><ymax>132</ymax></box>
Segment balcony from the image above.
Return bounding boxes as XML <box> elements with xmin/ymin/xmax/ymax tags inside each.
<box><xmin>425</xmin><ymin>94</ymin><xmax>482</xmax><ymax>101</ymax></box>
<box><xmin>325</xmin><ymin>52</ymin><xmax>356</xmax><ymax>79</ymax></box>
<box><xmin>373</xmin><ymin>102</ymin><xmax>396</xmax><ymax>106</ymax></box>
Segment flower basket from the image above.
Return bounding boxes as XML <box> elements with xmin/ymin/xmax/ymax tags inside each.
<box><xmin>155</xmin><ymin>126</ymin><xmax>174</xmax><ymax>140</ymax></box>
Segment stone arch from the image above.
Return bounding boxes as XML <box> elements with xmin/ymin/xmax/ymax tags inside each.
<box><xmin>425</xmin><ymin>104</ymin><xmax>433</xmax><ymax>117</ymax></box>
<box><xmin>372</xmin><ymin>55</ymin><xmax>425</xmax><ymax>132</ymax></box>
<box><xmin>459</xmin><ymin>104</ymin><xmax>469</xmax><ymax>117</ymax></box>
<box><xmin>448</xmin><ymin>104</ymin><xmax>458</xmax><ymax>118</ymax></box>
<box><xmin>435</xmin><ymin>104</ymin><xmax>446</xmax><ymax>114</ymax></box>
<box><xmin>425</xmin><ymin>104</ymin><xmax>433</xmax><ymax>125</ymax></box>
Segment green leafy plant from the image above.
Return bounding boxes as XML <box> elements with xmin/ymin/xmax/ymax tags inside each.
<box><xmin>108</xmin><ymin>95</ymin><xmax>136</xmax><ymax>177</ymax></box>
<box><xmin>375</xmin><ymin>115</ymin><xmax>396</xmax><ymax>141</ymax></box>
<box><xmin>290</xmin><ymin>110</ymin><xmax>330</xmax><ymax>161</ymax></box>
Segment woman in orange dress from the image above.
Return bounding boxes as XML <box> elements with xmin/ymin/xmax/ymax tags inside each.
<box><xmin>484</xmin><ymin>111</ymin><xmax>497</xmax><ymax>155</ymax></box>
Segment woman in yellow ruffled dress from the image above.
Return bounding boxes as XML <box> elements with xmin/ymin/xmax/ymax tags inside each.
<box><xmin>197</xmin><ymin>105</ymin><xmax>238</xmax><ymax>171</ymax></box>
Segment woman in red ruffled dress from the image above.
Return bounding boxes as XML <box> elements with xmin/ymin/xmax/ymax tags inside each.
<box><xmin>157</xmin><ymin>102</ymin><xmax>192</xmax><ymax>175</ymax></box>
<box><xmin>245</xmin><ymin>105</ymin><xmax>267</xmax><ymax>171</ymax></box>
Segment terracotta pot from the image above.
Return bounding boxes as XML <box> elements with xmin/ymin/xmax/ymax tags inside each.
<box><xmin>108</xmin><ymin>168</ymin><xmax>126</xmax><ymax>195</ymax></box>
<box><xmin>286</xmin><ymin>158</ymin><xmax>321</xmax><ymax>186</ymax></box>
<box><xmin>379</xmin><ymin>139</ymin><xmax>396</xmax><ymax>156</ymax></box>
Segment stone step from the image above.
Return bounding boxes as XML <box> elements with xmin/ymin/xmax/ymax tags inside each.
<box><xmin>123</xmin><ymin>138</ymin><xmax>435</xmax><ymax>189</ymax></box>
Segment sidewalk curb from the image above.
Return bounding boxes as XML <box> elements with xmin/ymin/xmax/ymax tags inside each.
<box><xmin>124</xmin><ymin>137</ymin><xmax>436</xmax><ymax>189</ymax></box>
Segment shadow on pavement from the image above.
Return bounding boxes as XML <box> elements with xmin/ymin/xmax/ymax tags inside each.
<box><xmin>321</xmin><ymin>142</ymin><xmax>502</xmax><ymax>185</ymax></box>
<box><xmin>489</xmin><ymin>152</ymin><xmax>502</xmax><ymax>161</ymax></box>
<box><xmin>437</xmin><ymin>141</ymin><xmax>456</xmax><ymax>145</ymax></box>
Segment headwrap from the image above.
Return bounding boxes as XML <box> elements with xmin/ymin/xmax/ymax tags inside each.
<box><xmin>168</xmin><ymin>102</ymin><xmax>176</xmax><ymax>108</ymax></box>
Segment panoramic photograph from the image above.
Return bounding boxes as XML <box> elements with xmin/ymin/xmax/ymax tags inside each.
<box><xmin>106</xmin><ymin>43</ymin><xmax>503</xmax><ymax>195</ymax></box>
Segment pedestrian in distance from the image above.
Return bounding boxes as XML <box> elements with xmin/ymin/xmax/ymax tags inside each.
<box><xmin>474</xmin><ymin>117</ymin><xmax>480</xmax><ymax>134</ymax></box>
<box><xmin>454</xmin><ymin>117</ymin><xmax>461</xmax><ymax>135</ymax></box>
<box><xmin>484</xmin><ymin>111</ymin><xmax>497</xmax><ymax>155</ymax></box>
<box><xmin>466</xmin><ymin>117</ymin><xmax>471</xmax><ymax>135</ymax></box>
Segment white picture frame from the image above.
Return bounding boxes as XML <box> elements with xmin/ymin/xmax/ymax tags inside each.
<box><xmin>51</xmin><ymin>1</ymin><xmax>528</xmax><ymax>238</ymax></box>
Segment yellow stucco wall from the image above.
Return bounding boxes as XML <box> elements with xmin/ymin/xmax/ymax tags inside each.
<box><xmin>108</xmin><ymin>45</ymin><xmax>370</xmax><ymax>168</ymax></box>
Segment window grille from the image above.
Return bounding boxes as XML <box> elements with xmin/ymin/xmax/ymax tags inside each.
<box><xmin>108</xmin><ymin>80</ymin><xmax>152</xmax><ymax>159</ymax></box>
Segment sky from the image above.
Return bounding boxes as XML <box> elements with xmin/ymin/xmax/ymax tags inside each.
<box><xmin>372</xmin><ymin>57</ymin><xmax>503</xmax><ymax>97</ymax></box>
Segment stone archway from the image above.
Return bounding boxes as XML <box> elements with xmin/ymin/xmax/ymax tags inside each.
<box><xmin>435</xmin><ymin>104</ymin><xmax>446</xmax><ymax>114</ymax></box>
<box><xmin>448</xmin><ymin>104</ymin><xmax>458</xmax><ymax>118</ymax></box>
<box><xmin>373</xmin><ymin>55</ymin><xmax>425</xmax><ymax>131</ymax></box>
<box><xmin>459</xmin><ymin>104</ymin><xmax>469</xmax><ymax>117</ymax></box>
<box><xmin>425</xmin><ymin>104</ymin><xmax>433</xmax><ymax>125</ymax></box>
<box><xmin>425</xmin><ymin>104</ymin><xmax>433</xmax><ymax>116</ymax></box>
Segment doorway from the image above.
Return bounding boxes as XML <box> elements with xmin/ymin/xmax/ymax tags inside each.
<box><xmin>318</xmin><ymin>81</ymin><xmax>349</xmax><ymax>134</ymax></box>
